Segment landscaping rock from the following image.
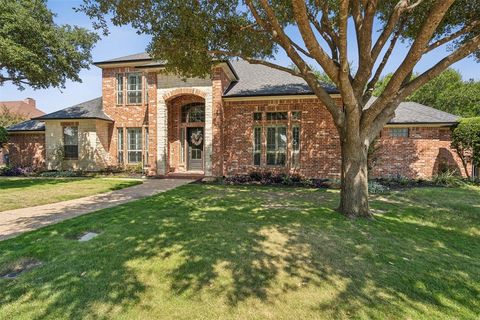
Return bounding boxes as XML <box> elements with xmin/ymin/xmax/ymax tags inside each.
<box><xmin>78</xmin><ymin>232</ymin><xmax>99</xmax><ymax>242</ymax></box>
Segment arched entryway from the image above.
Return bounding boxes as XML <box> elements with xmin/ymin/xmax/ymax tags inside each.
<box><xmin>166</xmin><ymin>94</ymin><xmax>206</xmax><ymax>174</ymax></box>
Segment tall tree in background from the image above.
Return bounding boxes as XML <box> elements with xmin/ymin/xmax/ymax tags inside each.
<box><xmin>374</xmin><ymin>69</ymin><xmax>480</xmax><ymax>117</ymax></box>
<box><xmin>82</xmin><ymin>0</ymin><xmax>480</xmax><ymax>217</ymax></box>
<box><xmin>0</xmin><ymin>0</ymin><xmax>98</xmax><ymax>90</ymax></box>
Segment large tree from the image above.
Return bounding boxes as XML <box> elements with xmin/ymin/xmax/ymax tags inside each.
<box><xmin>0</xmin><ymin>0</ymin><xmax>98</xmax><ymax>89</ymax></box>
<box><xmin>82</xmin><ymin>0</ymin><xmax>480</xmax><ymax>217</ymax></box>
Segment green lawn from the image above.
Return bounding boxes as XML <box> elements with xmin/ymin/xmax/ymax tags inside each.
<box><xmin>0</xmin><ymin>178</ymin><xmax>142</xmax><ymax>212</ymax></box>
<box><xmin>0</xmin><ymin>184</ymin><xmax>479</xmax><ymax>319</ymax></box>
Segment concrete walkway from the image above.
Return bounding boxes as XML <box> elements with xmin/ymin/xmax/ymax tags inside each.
<box><xmin>0</xmin><ymin>179</ymin><xmax>193</xmax><ymax>241</ymax></box>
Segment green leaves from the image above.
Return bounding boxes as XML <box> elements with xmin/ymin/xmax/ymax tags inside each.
<box><xmin>0</xmin><ymin>0</ymin><xmax>99</xmax><ymax>90</ymax></box>
<box><xmin>452</xmin><ymin>117</ymin><xmax>480</xmax><ymax>167</ymax></box>
<box><xmin>0</xmin><ymin>126</ymin><xmax>7</xmax><ymax>146</ymax></box>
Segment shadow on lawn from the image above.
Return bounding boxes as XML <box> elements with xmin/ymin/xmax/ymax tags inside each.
<box><xmin>0</xmin><ymin>185</ymin><xmax>479</xmax><ymax>318</ymax></box>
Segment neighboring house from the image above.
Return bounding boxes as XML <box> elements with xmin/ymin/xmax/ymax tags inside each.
<box><xmin>5</xmin><ymin>53</ymin><xmax>473</xmax><ymax>178</ymax></box>
<box><xmin>1</xmin><ymin>98</ymin><xmax>45</xmax><ymax>166</ymax></box>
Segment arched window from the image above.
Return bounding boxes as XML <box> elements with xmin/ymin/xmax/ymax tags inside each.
<box><xmin>181</xmin><ymin>103</ymin><xmax>205</xmax><ymax>123</ymax></box>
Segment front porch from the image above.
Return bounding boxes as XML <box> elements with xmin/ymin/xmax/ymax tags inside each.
<box><xmin>156</xmin><ymin>87</ymin><xmax>214</xmax><ymax>177</ymax></box>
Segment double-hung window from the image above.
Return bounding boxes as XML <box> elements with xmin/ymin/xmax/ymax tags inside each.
<box><xmin>127</xmin><ymin>73</ymin><xmax>142</xmax><ymax>104</ymax></box>
<box><xmin>116</xmin><ymin>74</ymin><xmax>124</xmax><ymax>105</ymax></box>
<box><xmin>117</xmin><ymin>128</ymin><xmax>124</xmax><ymax>164</ymax></box>
<box><xmin>266</xmin><ymin>126</ymin><xmax>287</xmax><ymax>166</ymax></box>
<box><xmin>63</xmin><ymin>126</ymin><xmax>79</xmax><ymax>160</ymax></box>
<box><xmin>253</xmin><ymin>127</ymin><xmax>262</xmax><ymax>166</ymax></box>
<box><xmin>127</xmin><ymin>128</ymin><xmax>142</xmax><ymax>163</ymax></box>
<box><xmin>292</xmin><ymin>125</ymin><xmax>300</xmax><ymax>167</ymax></box>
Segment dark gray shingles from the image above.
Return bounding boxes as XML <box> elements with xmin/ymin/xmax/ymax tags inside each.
<box><xmin>224</xmin><ymin>59</ymin><xmax>338</xmax><ymax>97</ymax></box>
<box><xmin>94</xmin><ymin>52</ymin><xmax>152</xmax><ymax>65</ymax></box>
<box><xmin>6</xmin><ymin>120</ymin><xmax>45</xmax><ymax>132</ymax></box>
<box><xmin>34</xmin><ymin>97</ymin><xmax>112</xmax><ymax>121</ymax></box>
<box><xmin>366</xmin><ymin>97</ymin><xmax>459</xmax><ymax>124</ymax></box>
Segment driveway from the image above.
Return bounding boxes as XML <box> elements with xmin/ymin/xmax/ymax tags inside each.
<box><xmin>0</xmin><ymin>178</ymin><xmax>193</xmax><ymax>241</ymax></box>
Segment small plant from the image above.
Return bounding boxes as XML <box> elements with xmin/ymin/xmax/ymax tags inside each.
<box><xmin>39</xmin><ymin>170</ymin><xmax>85</xmax><ymax>178</ymax></box>
<box><xmin>368</xmin><ymin>181</ymin><xmax>390</xmax><ymax>194</ymax></box>
<box><xmin>0</xmin><ymin>166</ymin><xmax>34</xmax><ymax>176</ymax></box>
<box><xmin>432</xmin><ymin>170</ymin><xmax>465</xmax><ymax>187</ymax></box>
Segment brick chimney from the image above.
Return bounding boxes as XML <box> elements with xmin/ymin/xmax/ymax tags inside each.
<box><xmin>24</xmin><ymin>98</ymin><xmax>36</xmax><ymax>107</ymax></box>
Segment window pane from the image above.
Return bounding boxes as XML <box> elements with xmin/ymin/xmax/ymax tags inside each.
<box><xmin>127</xmin><ymin>128</ymin><xmax>142</xmax><ymax>163</ymax></box>
<box><xmin>389</xmin><ymin>128</ymin><xmax>409</xmax><ymax>137</ymax></box>
<box><xmin>291</xmin><ymin>111</ymin><xmax>301</xmax><ymax>120</ymax></box>
<box><xmin>63</xmin><ymin>126</ymin><xmax>78</xmax><ymax>159</ymax></box>
<box><xmin>266</xmin><ymin>126</ymin><xmax>287</xmax><ymax>166</ymax></box>
<box><xmin>253</xmin><ymin>112</ymin><xmax>262</xmax><ymax>121</ymax></box>
<box><xmin>267</xmin><ymin>112</ymin><xmax>288</xmax><ymax>120</ymax></box>
<box><xmin>182</xmin><ymin>104</ymin><xmax>205</xmax><ymax>123</ymax></box>
<box><xmin>127</xmin><ymin>73</ymin><xmax>142</xmax><ymax>104</ymax></box>
<box><xmin>253</xmin><ymin>127</ymin><xmax>262</xmax><ymax>166</ymax></box>
<box><xmin>180</xmin><ymin>128</ymin><xmax>185</xmax><ymax>163</ymax></box>
<box><xmin>292</xmin><ymin>125</ymin><xmax>300</xmax><ymax>167</ymax></box>
<box><xmin>116</xmin><ymin>74</ymin><xmax>123</xmax><ymax>105</ymax></box>
<box><xmin>117</xmin><ymin>128</ymin><xmax>124</xmax><ymax>164</ymax></box>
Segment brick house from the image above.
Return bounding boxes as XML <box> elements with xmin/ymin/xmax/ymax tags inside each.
<box><xmin>6</xmin><ymin>53</ymin><xmax>474</xmax><ymax>178</ymax></box>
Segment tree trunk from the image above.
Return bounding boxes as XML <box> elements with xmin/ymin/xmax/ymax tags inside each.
<box><xmin>338</xmin><ymin>137</ymin><xmax>372</xmax><ymax>218</ymax></box>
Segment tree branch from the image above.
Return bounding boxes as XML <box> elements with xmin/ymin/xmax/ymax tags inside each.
<box><xmin>362</xmin><ymin>0</ymin><xmax>456</xmax><ymax>129</ymax></box>
<box><xmin>367</xmin><ymin>33</ymin><xmax>480</xmax><ymax>140</ymax></box>
<box><xmin>246</xmin><ymin>0</ymin><xmax>344</xmax><ymax>128</ymax></box>
<box><xmin>291</xmin><ymin>0</ymin><xmax>340</xmax><ymax>84</ymax></box>
<box><xmin>426</xmin><ymin>21</ymin><xmax>480</xmax><ymax>53</ymax></box>
<box><xmin>363</xmin><ymin>22</ymin><xmax>404</xmax><ymax>103</ymax></box>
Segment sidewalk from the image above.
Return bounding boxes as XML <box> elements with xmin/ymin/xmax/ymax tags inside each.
<box><xmin>0</xmin><ymin>179</ymin><xmax>193</xmax><ymax>241</ymax></box>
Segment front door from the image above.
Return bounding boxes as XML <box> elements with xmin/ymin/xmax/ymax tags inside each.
<box><xmin>187</xmin><ymin>127</ymin><xmax>204</xmax><ymax>171</ymax></box>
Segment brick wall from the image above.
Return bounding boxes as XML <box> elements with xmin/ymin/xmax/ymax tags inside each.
<box><xmin>222</xmin><ymin>97</ymin><xmax>467</xmax><ymax>179</ymax></box>
<box><xmin>372</xmin><ymin>127</ymin><xmax>470</xmax><ymax>178</ymax></box>
<box><xmin>7</xmin><ymin>133</ymin><xmax>45</xmax><ymax>169</ymax></box>
<box><xmin>102</xmin><ymin>68</ymin><xmax>157</xmax><ymax>174</ymax></box>
<box><xmin>223</xmin><ymin>97</ymin><xmax>342</xmax><ymax>178</ymax></box>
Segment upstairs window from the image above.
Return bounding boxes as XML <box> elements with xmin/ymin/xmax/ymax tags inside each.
<box><xmin>389</xmin><ymin>128</ymin><xmax>409</xmax><ymax>138</ymax></box>
<box><xmin>63</xmin><ymin>126</ymin><xmax>79</xmax><ymax>160</ymax></box>
<box><xmin>266</xmin><ymin>126</ymin><xmax>287</xmax><ymax>166</ymax></box>
<box><xmin>182</xmin><ymin>103</ymin><xmax>205</xmax><ymax>123</ymax></box>
<box><xmin>116</xmin><ymin>74</ymin><xmax>124</xmax><ymax>105</ymax></box>
<box><xmin>127</xmin><ymin>73</ymin><xmax>142</xmax><ymax>104</ymax></box>
<box><xmin>253</xmin><ymin>112</ymin><xmax>262</xmax><ymax>121</ymax></box>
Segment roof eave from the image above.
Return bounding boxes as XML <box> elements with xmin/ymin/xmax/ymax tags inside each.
<box><xmin>32</xmin><ymin>116</ymin><xmax>113</xmax><ymax>122</ymax></box>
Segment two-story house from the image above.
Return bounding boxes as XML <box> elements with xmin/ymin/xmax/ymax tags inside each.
<box><xmin>6</xmin><ymin>53</ymin><xmax>473</xmax><ymax>178</ymax></box>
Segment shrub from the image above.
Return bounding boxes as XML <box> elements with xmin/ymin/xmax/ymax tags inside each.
<box><xmin>451</xmin><ymin>117</ymin><xmax>480</xmax><ymax>178</ymax></box>
<box><xmin>432</xmin><ymin>170</ymin><xmax>465</xmax><ymax>187</ymax></box>
<box><xmin>0</xmin><ymin>166</ymin><xmax>34</xmax><ymax>176</ymax></box>
<box><xmin>39</xmin><ymin>170</ymin><xmax>85</xmax><ymax>178</ymax></box>
<box><xmin>368</xmin><ymin>181</ymin><xmax>389</xmax><ymax>194</ymax></box>
<box><xmin>0</xmin><ymin>126</ymin><xmax>8</xmax><ymax>146</ymax></box>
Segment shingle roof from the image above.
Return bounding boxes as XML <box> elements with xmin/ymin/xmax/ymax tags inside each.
<box><xmin>34</xmin><ymin>97</ymin><xmax>112</xmax><ymax>121</ymax></box>
<box><xmin>224</xmin><ymin>59</ymin><xmax>338</xmax><ymax>96</ymax></box>
<box><xmin>366</xmin><ymin>97</ymin><xmax>459</xmax><ymax>124</ymax></box>
<box><xmin>94</xmin><ymin>52</ymin><xmax>152</xmax><ymax>65</ymax></box>
<box><xmin>6</xmin><ymin>120</ymin><xmax>45</xmax><ymax>132</ymax></box>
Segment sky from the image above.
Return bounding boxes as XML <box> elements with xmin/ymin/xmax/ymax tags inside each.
<box><xmin>1</xmin><ymin>0</ymin><xmax>479</xmax><ymax>114</ymax></box>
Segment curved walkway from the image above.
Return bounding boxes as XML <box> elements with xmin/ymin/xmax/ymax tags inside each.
<box><xmin>0</xmin><ymin>179</ymin><xmax>193</xmax><ymax>241</ymax></box>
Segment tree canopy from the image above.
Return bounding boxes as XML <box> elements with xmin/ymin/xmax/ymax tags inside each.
<box><xmin>0</xmin><ymin>0</ymin><xmax>99</xmax><ymax>90</ymax></box>
<box><xmin>451</xmin><ymin>117</ymin><xmax>480</xmax><ymax>177</ymax></box>
<box><xmin>81</xmin><ymin>0</ymin><xmax>480</xmax><ymax>217</ymax></box>
<box><xmin>374</xmin><ymin>69</ymin><xmax>480</xmax><ymax>117</ymax></box>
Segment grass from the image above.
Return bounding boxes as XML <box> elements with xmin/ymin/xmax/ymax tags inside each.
<box><xmin>0</xmin><ymin>178</ymin><xmax>142</xmax><ymax>212</ymax></box>
<box><xmin>0</xmin><ymin>184</ymin><xmax>479</xmax><ymax>319</ymax></box>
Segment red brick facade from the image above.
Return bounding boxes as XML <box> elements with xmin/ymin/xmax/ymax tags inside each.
<box><xmin>7</xmin><ymin>133</ymin><xmax>45</xmax><ymax>169</ymax></box>
<box><xmin>7</xmin><ymin>66</ymin><xmax>469</xmax><ymax>179</ymax></box>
